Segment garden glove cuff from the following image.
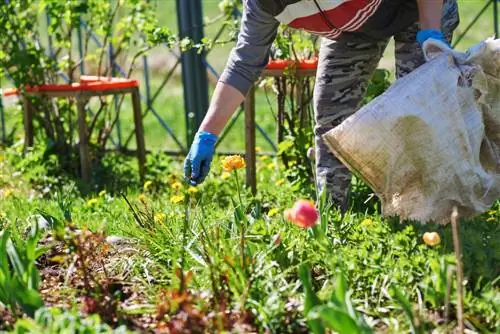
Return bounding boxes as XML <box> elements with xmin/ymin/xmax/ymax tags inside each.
<box><xmin>184</xmin><ymin>131</ymin><xmax>218</xmax><ymax>186</ymax></box>
<box><xmin>417</xmin><ymin>29</ymin><xmax>450</xmax><ymax>48</ymax></box>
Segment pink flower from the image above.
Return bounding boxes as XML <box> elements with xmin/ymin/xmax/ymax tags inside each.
<box><xmin>284</xmin><ymin>200</ymin><xmax>319</xmax><ymax>228</ymax></box>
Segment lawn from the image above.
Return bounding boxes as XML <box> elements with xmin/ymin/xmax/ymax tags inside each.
<box><xmin>0</xmin><ymin>0</ymin><xmax>499</xmax><ymax>332</ymax></box>
<box><xmin>0</xmin><ymin>142</ymin><xmax>499</xmax><ymax>332</ymax></box>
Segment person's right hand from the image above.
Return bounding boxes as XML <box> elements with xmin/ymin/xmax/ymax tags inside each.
<box><xmin>183</xmin><ymin>131</ymin><xmax>218</xmax><ymax>186</ymax></box>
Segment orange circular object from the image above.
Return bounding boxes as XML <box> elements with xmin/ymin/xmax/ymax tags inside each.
<box><xmin>265</xmin><ymin>59</ymin><xmax>294</xmax><ymax>69</ymax></box>
<box><xmin>1</xmin><ymin>77</ymin><xmax>139</xmax><ymax>97</ymax></box>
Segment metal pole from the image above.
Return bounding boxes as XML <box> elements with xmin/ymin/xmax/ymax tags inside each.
<box><xmin>77</xmin><ymin>17</ymin><xmax>85</xmax><ymax>75</ymax></box>
<box><xmin>109</xmin><ymin>42</ymin><xmax>122</xmax><ymax>149</ymax></box>
<box><xmin>176</xmin><ymin>0</ymin><xmax>209</xmax><ymax>147</ymax></box>
<box><xmin>0</xmin><ymin>88</ymin><xmax>5</xmax><ymax>144</ymax></box>
<box><xmin>494</xmin><ymin>0</ymin><xmax>499</xmax><ymax>38</ymax></box>
<box><xmin>45</xmin><ymin>11</ymin><xmax>54</xmax><ymax>56</ymax></box>
<box><xmin>452</xmin><ymin>1</ymin><xmax>492</xmax><ymax>47</ymax></box>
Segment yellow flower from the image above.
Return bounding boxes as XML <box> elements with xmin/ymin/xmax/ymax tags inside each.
<box><xmin>3</xmin><ymin>188</ymin><xmax>14</xmax><ymax>198</ymax></box>
<box><xmin>138</xmin><ymin>193</ymin><xmax>147</xmax><ymax>204</ymax></box>
<box><xmin>221</xmin><ymin>155</ymin><xmax>246</xmax><ymax>172</ymax></box>
<box><xmin>423</xmin><ymin>232</ymin><xmax>441</xmax><ymax>246</ymax></box>
<box><xmin>86</xmin><ymin>198</ymin><xmax>99</xmax><ymax>206</ymax></box>
<box><xmin>170</xmin><ymin>195</ymin><xmax>185</xmax><ymax>204</ymax></box>
<box><xmin>486</xmin><ymin>217</ymin><xmax>496</xmax><ymax>222</ymax></box>
<box><xmin>259</xmin><ymin>156</ymin><xmax>269</xmax><ymax>162</ymax></box>
<box><xmin>221</xmin><ymin>171</ymin><xmax>231</xmax><ymax>180</ymax></box>
<box><xmin>154</xmin><ymin>213</ymin><xmax>166</xmax><ymax>223</ymax></box>
<box><xmin>188</xmin><ymin>187</ymin><xmax>198</xmax><ymax>194</ymax></box>
<box><xmin>267</xmin><ymin>162</ymin><xmax>275</xmax><ymax>170</ymax></box>
<box><xmin>171</xmin><ymin>181</ymin><xmax>183</xmax><ymax>191</ymax></box>
<box><xmin>275</xmin><ymin>179</ymin><xmax>285</xmax><ymax>186</ymax></box>
<box><xmin>360</xmin><ymin>218</ymin><xmax>373</xmax><ymax>227</ymax></box>
<box><xmin>268</xmin><ymin>208</ymin><xmax>279</xmax><ymax>217</ymax></box>
<box><xmin>98</xmin><ymin>190</ymin><xmax>106</xmax><ymax>197</ymax></box>
<box><xmin>255</xmin><ymin>146</ymin><xmax>262</xmax><ymax>153</ymax></box>
<box><xmin>168</xmin><ymin>212</ymin><xmax>186</xmax><ymax>219</ymax></box>
<box><xmin>143</xmin><ymin>180</ymin><xmax>153</xmax><ymax>191</ymax></box>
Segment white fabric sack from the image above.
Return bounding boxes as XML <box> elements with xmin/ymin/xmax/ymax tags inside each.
<box><xmin>323</xmin><ymin>38</ymin><xmax>500</xmax><ymax>224</ymax></box>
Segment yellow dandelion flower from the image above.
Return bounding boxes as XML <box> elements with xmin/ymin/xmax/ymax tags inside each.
<box><xmin>221</xmin><ymin>171</ymin><xmax>231</xmax><ymax>180</ymax></box>
<box><xmin>268</xmin><ymin>208</ymin><xmax>279</xmax><ymax>217</ymax></box>
<box><xmin>188</xmin><ymin>187</ymin><xmax>199</xmax><ymax>194</ymax></box>
<box><xmin>154</xmin><ymin>213</ymin><xmax>166</xmax><ymax>223</ymax></box>
<box><xmin>486</xmin><ymin>217</ymin><xmax>497</xmax><ymax>222</ymax></box>
<box><xmin>143</xmin><ymin>180</ymin><xmax>153</xmax><ymax>191</ymax></box>
<box><xmin>138</xmin><ymin>193</ymin><xmax>147</xmax><ymax>204</ymax></box>
<box><xmin>275</xmin><ymin>179</ymin><xmax>285</xmax><ymax>186</ymax></box>
<box><xmin>171</xmin><ymin>181</ymin><xmax>183</xmax><ymax>191</ymax></box>
<box><xmin>170</xmin><ymin>195</ymin><xmax>185</xmax><ymax>204</ymax></box>
<box><xmin>98</xmin><ymin>190</ymin><xmax>106</xmax><ymax>197</ymax></box>
<box><xmin>86</xmin><ymin>198</ymin><xmax>99</xmax><ymax>206</ymax></box>
<box><xmin>255</xmin><ymin>146</ymin><xmax>262</xmax><ymax>153</ymax></box>
<box><xmin>221</xmin><ymin>155</ymin><xmax>246</xmax><ymax>172</ymax></box>
<box><xmin>3</xmin><ymin>188</ymin><xmax>14</xmax><ymax>198</ymax></box>
<box><xmin>267</xmin><ymin>162</ymin><xmax>275</xmax><ymax>170</ymax></box>
<box><xmin>360</xmin><ymin>218</ymin><xmax>372</xmax><ymax>227</ymax></box>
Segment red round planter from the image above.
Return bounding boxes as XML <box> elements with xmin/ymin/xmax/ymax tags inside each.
<box><xmin>266</xmin><ymin>57</ymin><xmax>318</xmax><ymax>70</ymax></box>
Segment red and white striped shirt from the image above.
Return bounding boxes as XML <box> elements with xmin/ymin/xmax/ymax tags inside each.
<box><xmin>261</xmin><ymin>0</ymin><xmax>382</xmax><ymax>39</ymax></box>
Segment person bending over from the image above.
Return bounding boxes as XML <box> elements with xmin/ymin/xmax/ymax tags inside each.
<box><xmin>184</xmin><ymin>0</ymin><xmax>459</xmax><ymax>209</ymax></box>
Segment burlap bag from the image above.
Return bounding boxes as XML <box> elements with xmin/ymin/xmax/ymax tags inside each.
<box><xmin>323</xmin><ymin>38</ymin><xmax>500</xmax><ymax>224</ymax></box>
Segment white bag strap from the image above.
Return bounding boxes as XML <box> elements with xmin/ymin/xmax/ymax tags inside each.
<box><xmin>422</xmin><ymin>39</ymin><xmax>455</xmax><ymax>62</ymax></box>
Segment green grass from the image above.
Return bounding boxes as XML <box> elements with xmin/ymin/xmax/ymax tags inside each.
<box><xmin>0</xmin><ymin>143</ymin><xmax>498</xmax><ymax>332</ymax></box>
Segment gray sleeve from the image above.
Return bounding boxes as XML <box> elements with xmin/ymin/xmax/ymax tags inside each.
<box><xmin>218</xmin><ymin>0</ymin><xmax>279</xmax><ymax>96</ymax></box>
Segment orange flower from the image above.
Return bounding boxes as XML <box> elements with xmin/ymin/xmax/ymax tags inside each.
<box><xmin>423</xmin><ymin>232</ymin><xmax>441</xmax><ymax>246</ymax></box>
<box><xmin>284</xmin><ymin>199</ymin><xmax>318</xmax><ymax>228</ymax></box>
<box><xmin>221</xmin><ymin>155</ymin><xmax>246</xmax><ymax>172</ymax></box>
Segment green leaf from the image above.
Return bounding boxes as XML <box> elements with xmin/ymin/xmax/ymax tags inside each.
<box><xmin>0</xmin><ymin>230</ymin><xmax>11</xmax><ymax>275</ymax></box>
<box><xmin>331</xmin><ymin>272</ymin><xmax>348</xmax><ymax>307</ymax></box>
<box><xmin>390</xmin><ymin>285</ymin><xmax>421</xmax><ymax>334</ymax></box>
<box><xmin>316</xmin><ymin>305</ymin><xmax>362</xmax><ymax>334</ymax></box>
<box><xmin>231</xmin><ymin>197</ymin><xmax>246</xmax><ymax>226</ymax></box>
<box><xmin>299</xmin><ymin>264</ymin><xmax>325</xmax><ymax>334</ymax></box>
<box><xmin>16</xmin><ymin>286</ymin><xmax>43</xmax><ymax>317</ymax></box>
<box><xmin>6</xmin><ymin>238</ymin><xmax>25</xmax><ymax>279</ymax></box>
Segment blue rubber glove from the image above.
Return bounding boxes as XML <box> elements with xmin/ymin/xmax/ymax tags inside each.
<box><xmin>417</xmin><ymin>29</ymin><xmax>450</xmax><ymax>47</ymax></box>
<box><xmin>183</xmin><ymin>131</ymin><xmax>218</xmax><ymax>186</ymax></box>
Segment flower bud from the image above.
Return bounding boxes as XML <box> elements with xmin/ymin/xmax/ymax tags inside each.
<box><xmin>423</xmin><ymin>232</ymin><xmax>441</xmax><ymax>246</ymax></box>
<box><xmin>285</xmin><ymin>200</ymin><xmax>318</xmax><ymax>228</ymax></box>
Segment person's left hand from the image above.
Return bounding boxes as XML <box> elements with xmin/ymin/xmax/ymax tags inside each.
<box><xmin>416</xmin><ymin>29</ymin><xmax>451</xmax><ymax>48</ymax></box>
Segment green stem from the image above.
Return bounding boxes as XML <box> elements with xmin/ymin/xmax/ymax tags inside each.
<box><xmin>234</xmin><ymin>169</ymin><xmax>243</xmax><ymax>206</ymax></box>
<box><xmin>234</xmin><ymin>170</ymin><xmax>246</xmax><ymax>272</ymax></box>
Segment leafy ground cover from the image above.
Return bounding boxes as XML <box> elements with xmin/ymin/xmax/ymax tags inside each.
<box><xmin>0</xmin><ymin>142</ymin><xmax>498</xmax><ymax>333</ymax></box>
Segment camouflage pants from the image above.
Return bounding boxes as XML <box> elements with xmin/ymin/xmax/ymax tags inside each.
<box><xmin>314</xmin><ymin>1</ymin><xmax>459</xmax><ymax>209</ymax></box>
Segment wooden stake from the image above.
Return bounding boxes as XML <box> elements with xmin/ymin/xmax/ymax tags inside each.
<box><xmin>450</xmin><ymin>206</ymin><xmax>464</xmax><ymax>333</ymax></box>
<box><xmin>77</xmin><ymin>98</ymin><xmax>90</xmax><ymax>187</ymax></box>
<box><xmin>131</xmin><ymin>87</ymin><xmax>146</xmax><ymax>182</ymax></box>
<box><xmin>244</xmin><ymin>85</ymin><xmax>256</xmax><ymax>195</ymax></box>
